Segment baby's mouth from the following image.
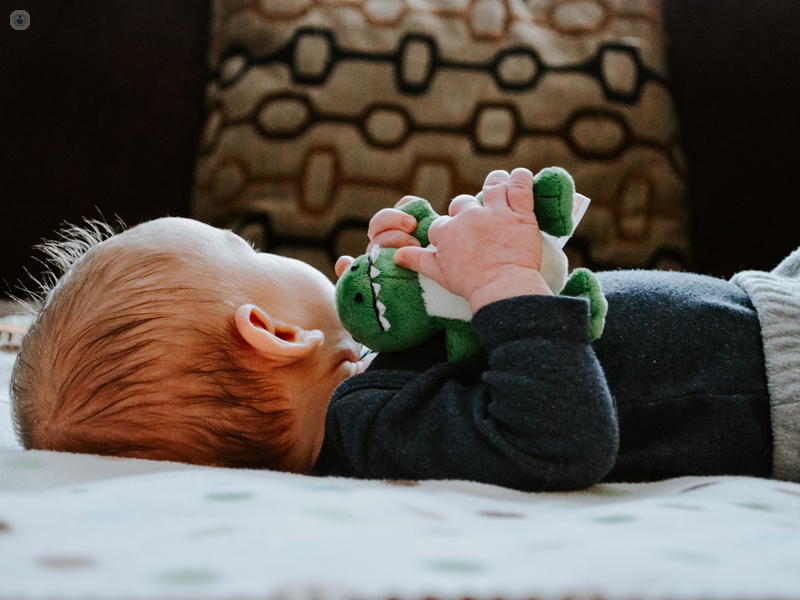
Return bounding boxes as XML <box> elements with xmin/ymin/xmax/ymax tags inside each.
<box><xmin>367</xmin><ymin>245</ymin><xmax>391</xmax><ymax>332</ymax></box>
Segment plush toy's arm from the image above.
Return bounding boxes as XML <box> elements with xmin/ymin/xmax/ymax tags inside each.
<box><xmin>397</xmin><ymin>198</ymin><xmax>440</xmax><ymax>247</ymax></box>
<box><xmin>474</xmin><ymin>166</ymin><xmax>575</xmax><ymax>238</ymax></box>
<box><xmin>439</xmin><ymin>318</ymin><xmax>483</xmax><ymax>362</ymax></box>
<box><xmin>533</xmin><ymin>167</ymin><xmax>574</xmax><ymax>237</ymax></box>
<box><xmin>560</xmin><ymin>268</ymin><xmax>608</xmax><ymax>340</ymax></box>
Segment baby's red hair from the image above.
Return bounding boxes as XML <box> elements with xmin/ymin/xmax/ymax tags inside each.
<box><xmin>11</xmin><ymin>221</ymin><xmax>296</xmax><ymax>470</ymax></box>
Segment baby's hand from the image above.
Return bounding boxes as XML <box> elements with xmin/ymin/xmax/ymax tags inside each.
<box><xmin>334</xmin><ymin>196</ymin><xmax>420</xmax><ymax>278</ymax></box>
<box><xmin>367</xmin><ymin>196</ymin><xmax>422</xmax><ymax>252</ymax></box>
<box><xmin>394</xmin><ymin>168</ymin><xmax>552</xmax><ymax>313</ymax></box>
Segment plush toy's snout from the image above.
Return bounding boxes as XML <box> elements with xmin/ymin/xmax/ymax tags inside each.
<box><xmin>335</xmin><ymin>245</ymin><xmax>438</xmax><ymax>353</ymax></box>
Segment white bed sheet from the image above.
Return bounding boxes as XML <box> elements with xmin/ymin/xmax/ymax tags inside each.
<box><xmin>2</xmin><ymin>350</ymin><xmax>800</xmax><ymax>600</ymax></box>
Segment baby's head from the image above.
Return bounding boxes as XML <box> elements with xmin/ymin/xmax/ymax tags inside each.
<box><xmin>11</xmin><ymin>217</ymin><xmax>363</xmax><ymax>472</ymax></box>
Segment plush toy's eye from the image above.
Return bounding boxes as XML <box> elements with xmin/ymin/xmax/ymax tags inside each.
<box><xmin>350</xmin><ymin>264</ymin><xmax>359</xmax><ymax>272</ymax></box>
<box><xmin>354</xmin><ymin>293</ymin><xmax>364</xmax><ymax>303</ymax></box>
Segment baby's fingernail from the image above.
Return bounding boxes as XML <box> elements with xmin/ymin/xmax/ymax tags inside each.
<box><xmin>403</xmin><ymin>216</ymin><xmax>416</xmax><ymax>230</ymax></box>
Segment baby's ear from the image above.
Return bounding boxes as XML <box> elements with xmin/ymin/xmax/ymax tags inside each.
<box><xmin>234</xmin><ymin>304</ymin><xmax>323</xmax><ymax>364</ymax></box>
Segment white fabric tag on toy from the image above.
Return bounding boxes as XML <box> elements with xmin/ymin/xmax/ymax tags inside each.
<box><xmin>418</xmin><ymin>248</ymin><xmax>474</xmax><ymax>322</ymax></box>
<box><xmin>555</xmin><ymin>194</ymin><xmax>590</xmax><ymax>248</ymax></box>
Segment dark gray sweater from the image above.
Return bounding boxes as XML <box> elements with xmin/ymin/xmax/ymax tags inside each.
<box><xmin>312</xmin><ymin>270</ymin><xmax>773</xmax><ymax>491</ymax></box>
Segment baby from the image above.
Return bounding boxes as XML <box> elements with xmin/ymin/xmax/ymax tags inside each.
<box><xmin>10</xmin><ymin>169</ymin><xmax>798</xmax><ymax>490</ymax></box>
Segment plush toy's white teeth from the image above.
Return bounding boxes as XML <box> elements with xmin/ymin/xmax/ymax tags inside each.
<box><xmin>367</xmin><ymin>244</ymin><xmax>391</xmax><ymax>331</ymax></box>
<box><xmin>375</xmin><ymin>300</ymin><xmax>391</xmax><ymax>331</ymax></box>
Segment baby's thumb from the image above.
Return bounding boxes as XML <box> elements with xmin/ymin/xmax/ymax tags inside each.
<box><xmin>394</xmin><ymin>246</ymin><xmax>438</xmax><ymax>279</ymax></box>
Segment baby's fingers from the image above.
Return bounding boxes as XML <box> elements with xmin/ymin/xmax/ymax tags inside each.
<box><xmin>506</xmin><ymin>168</ymin><xmax>534</xmax><ymax>215</ymax></box>
<box><xmin>335</xmin><ymin>255</ymin><xmax>355</xmax><ymax>278</ymax></box>
<box><xmin>394</xmin><ymin>245</ymin><xmax>439</xmax><ymax>281</ymax></box>
<box><xmin>482</xmin><ymin>170</ymin><xmax>511</xmax><ymax>208</ymax></box>
<box><xmin>368</xmin><ymin>208</ymin><xmax>417</xmax><ymax>241</ymax></box>
<box><xmin>367</xmin><ymin>230</ymin><xmax>420</xmax><ymax>252</ymax></box>
<box><xmin>448</xmin><ymin>194</ymin><xmax>481</xmax><ymax>216</ymax></box>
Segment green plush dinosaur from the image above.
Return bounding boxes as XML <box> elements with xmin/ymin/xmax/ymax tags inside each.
<box><xmin>335</xmin><ymin>167</ymin><xmax>608</xmax><ymax>362</ymax></box>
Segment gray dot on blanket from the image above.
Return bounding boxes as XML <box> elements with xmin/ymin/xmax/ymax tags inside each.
<box><xmin>660</xmin><ymin>503</ymin><xmax>704</xmax><ymax>511</ymax></box>
<box><xmin>302</xmin><ymin>507</ymin><xmax>357</xmax><ymax>522</ymax></box>
<box><xmin>586</xmin><ymin>485</ymin><xmax>632</xmax><ymax>497</ymax></box>
<box><xmin>479</xmin><ymin>511</ymin><xmax>524</xmax><ymax>518</ymax></box>
<box><xmin>3</xmin><ymin>456</ymin><xmax>47</xmax><ymax>470</ymax></box>
<box><xmin>37</xmin><ymin>557</ymin><xmax>95</xmax><ymax>569</ymax></box>
<box><xmin>402</xmin><ymin>505</ymin><xmax>446</xmax><ymax>521</ymax></box>
<box><xmin>425</xmin><ymin>560</ymin><xmax>486</xmax><ymax>574</ymax></box>
<box><xmin>156</xmin><ymin>569</ymin><xmax>219</xmax><ymax>585</ymax></box>
<box><xmin>593</xmin><ymin>515</ymin><xmax>636</xmax><ymax>524</ymax></box>
<box><xmin>0</xmin><ymin>521</ymin><xmax>10</xmax><ymax>533</ymax></box>
<box><xmin>204</xmin><ymin>492</ymin><xmax>254</xmax><ymax>502</ymax></box>
<box><xmin>735</xmin><ymin>502</ymin><xmax>772</xmax><ymax>511</ymax></box>
<box><xmin>679</xmin><ymin>481</ymin><xmax>719</xmax><ymax>493</ymax></box>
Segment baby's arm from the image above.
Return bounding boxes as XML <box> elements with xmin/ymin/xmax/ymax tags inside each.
<box><xmin>323</xmin><ymin>292</ymin><xmax>619</xmax><ymax>492</ymax></box>
<box><xmin>394</xmin><ymin>169</ymin><xmax>551</xmax><ymax>313</ymax></box>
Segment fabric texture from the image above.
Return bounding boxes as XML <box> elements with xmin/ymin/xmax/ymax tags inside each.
<box><xmin>193</xmin><ymin>0</ymin><xmax>690</xmax><ymax>278</ymax></box>
<box><xmin>3</xmin><ymin>448</ymin><xmax>800</xmax><ymax>599</ymax></box>
<box><xmin>316</xmin><ymin>270</ymin><xmax>773</xmax><ymax>489</ymax></box>
<box><xmin>732</xmin><ymin>246</ymin><xmax>800</xmax><ymax>482</ymax></box>
<box><xmin>0</xmin><ymin>351</ymin><xmax>23</xmax><ymax>450</ymax></box>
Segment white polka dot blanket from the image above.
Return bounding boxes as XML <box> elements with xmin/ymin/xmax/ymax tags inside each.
<box><xmin>2</xmin><ymin>352</ymin><xmax>800</xmax><ymax>599</ymax></box>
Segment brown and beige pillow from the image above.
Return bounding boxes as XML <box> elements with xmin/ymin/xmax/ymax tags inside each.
<box><xmin>193</xmin><ymin>0</ymin><xmax>689</xmax><ymax>279</ymax></box>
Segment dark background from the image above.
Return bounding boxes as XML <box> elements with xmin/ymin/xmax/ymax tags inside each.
<box><xmin>2</xmin><ymin>0</ymin><xmax>800</xmax><ymax>299</ymax></box>
<box><xmin>0</xmin><ymin>1</ymin><xmax>209</xmax><ymax>298</ymax></box>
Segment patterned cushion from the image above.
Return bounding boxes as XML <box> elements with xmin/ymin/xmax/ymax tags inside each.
<box><xmin>193</xmin><ymin>0</ymin><xmax>689</xmax><ymax>279</ymax></box>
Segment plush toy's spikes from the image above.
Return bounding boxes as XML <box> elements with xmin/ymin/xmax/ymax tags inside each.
<box><xmin>369</xmin><ymin>245</ymin><xmax>381</xmax><ymax>262</ymax></box>
<box><xmin>370</xmin><ymin>265</ymin><xmax>380</xmax><ymax>278</ymax></box>
<box><xmin>372</xmin><ymin>282</ymin><xmax>381</xmax><ymax>296</ymax></box>
<box><xmin>376</xmin><ymin>299</ymin><xmax>391</xmax><ymax>331</ymax></box>
<box><xmin>375</xmin><ymin>299</ymin><xmax>390</xmax><ymax>331</ymax></box>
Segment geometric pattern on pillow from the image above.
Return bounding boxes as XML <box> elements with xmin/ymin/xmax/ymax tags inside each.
<box><xmin>193</xmin><ymin>0</ymin><xmax>689</xmax><ymax>279</ymax></box>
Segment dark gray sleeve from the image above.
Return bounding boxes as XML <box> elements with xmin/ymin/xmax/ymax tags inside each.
<box><xmin>324</xmin><ymin>295</ymin><xmax>619</xmax><ymax>492</ymax></box>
